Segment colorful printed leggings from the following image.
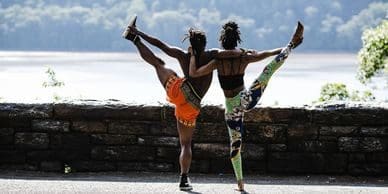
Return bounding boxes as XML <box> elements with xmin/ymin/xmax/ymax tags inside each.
<box><xmin>225</xmin><ymin>45</ymin><xmax>292</xmax><ymax>181</ymax></box>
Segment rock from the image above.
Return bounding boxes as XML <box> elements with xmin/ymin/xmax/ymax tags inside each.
<box><xmin>40</xmin><ymin>161</ymin><xmax>62</xmax><ymax>172</ymax></box>
<box><xmin>91</xmin><ymin>134</ymin><xmax>137</xmax><ymax>145</ymax></box>
<box><xmin>320</xmin><ymin>126</ymin><xmax>358</xmax><ymax>136</ymax></box>
<box><xmin>108</xmin><ymin>121</ymin><xmax>150</xmax><ymax>135</ymax></box>
<box><xmin>268</xmin><ymin>144</ymin><xmax>287</xmax><ymax>152</ymax></box>
<box><xmin>268</xmin><ymin>153</ymin><xmax>347</xmax><ymax>173</ymax></box>
<box><xmin>32</xmin><ymin>120</ymin><xmax>70</xmax><ymax>132</ymax></box>
<box><xmin>50</xmin><ymin>134</ymin><xmax>90</xmax><ymax>150</ymax></box>
<box><xmin>91</xmin><ymin>146</ymin><xmax>155</xmax><ymax>161</ymax></box>
<box><xmin>54</xmin><ymin>103</ymin><xmax>161</xmax><ymax>121</ymax></box>
<box><xmin>0</xmin><ymin>103</ymin><xmax>52</xmax><ymax>118</ymax></box>
<box><xmin>72</xmin><ymin>121</ymin><xmax>106</xmax><ymax>133</ymax></box>
<box><xmin>137</xmin><ymin>136</ymin><xmax>179</xmax><ymax>147</ymax></box>
<box><xmin>194</xmin><ymin>143</ymin><xmax>229</xmax><ymax>159</ymax></box>
<box><xmin>338</xmin><ymin>137</ymin><xmax>385</xmax><ymax>152</ymax></box>
<box><xmin>288</xmin><ymin>124</ymin><xmax>318</xmax><ymax>140</ymax></box>
<box><xmin>15</xmin><ymin>133</ymin><xmax>49</xmax><ymax>149</ymax></box>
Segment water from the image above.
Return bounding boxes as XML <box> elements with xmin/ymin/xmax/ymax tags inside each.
<box><xmin>0</xmin><ymin>51</ymin><xmax>385</xmax><ymax>106</ymax></box>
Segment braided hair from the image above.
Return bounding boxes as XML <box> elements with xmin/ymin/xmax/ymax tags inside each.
<box><xmin>219</xmin><ymin>21</ymin><xmax>241</xmax><ymax>49</ymax></box>
<box><xmin>183</xmin><ymin>28</ymin><xmax>207</xmax><ymax>56</ymax></box>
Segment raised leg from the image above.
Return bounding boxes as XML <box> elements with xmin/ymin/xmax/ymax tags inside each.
<box><xmin>133</xmin><ymin>39</ymin><xmax>175</xmax><ymax>87</ymax></box>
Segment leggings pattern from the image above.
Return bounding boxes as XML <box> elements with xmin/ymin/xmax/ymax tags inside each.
<box><xmin>225</xmin><ymin>45</ymin><xmax>292</xmax><ymax>181</ymax></box>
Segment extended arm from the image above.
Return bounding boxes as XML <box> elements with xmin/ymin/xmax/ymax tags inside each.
<box><xmin>135</xmin><ymin>28</ymin><xmax>186</xmax><ymax>62</ymax></box>
<box><xmin>242</xmin><ymin>48</ymin><xmax>283</xmax><ymax>64</ymax></box>
<box><xmin>189</xmin><ymin>48</ymin><xmax>217</xmax><ymax>77</ymax></box>
<box><xmin>211</xmin><ymin>48</ymin><xmax>245</xmax><ymax>59</ymax></box>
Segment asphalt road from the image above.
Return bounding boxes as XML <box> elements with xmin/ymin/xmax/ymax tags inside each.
<box><xmin>0</xmin><ymin>171</ymin><xmax>387</xmax><ymax>194</ymax></box>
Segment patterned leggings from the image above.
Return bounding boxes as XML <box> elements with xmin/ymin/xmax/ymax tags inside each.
<box><xmin>225</xmin><ymin>45</ymin><xmax>292</xmax><ymax>181</ymax></box>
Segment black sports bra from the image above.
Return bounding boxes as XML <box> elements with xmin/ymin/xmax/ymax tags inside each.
<box><xmin>218</xmin><ymin>74</ymin><xmax>244</xmax><ymax>90</ymax></box>
<box><xmin>217</xmin><ymin>56</ymin><xmax>245</xmax><ymax>90</ymax></box>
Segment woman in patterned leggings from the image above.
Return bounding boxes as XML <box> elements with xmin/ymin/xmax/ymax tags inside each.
<box><xmin>188</xmin><ymin>21</ymin><xmax>304</xmax><ymax>191</ymax></box>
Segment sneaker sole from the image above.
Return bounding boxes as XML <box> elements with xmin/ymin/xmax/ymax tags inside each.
<box><xmin>179</xmin><ymin>187</ymin><xmax>193</xmax><ymax>191</ymax></box>
<box><xmin>122</xmin><ymin>15</ymin><xmax>137</xmax><ymax>39</ymax></box>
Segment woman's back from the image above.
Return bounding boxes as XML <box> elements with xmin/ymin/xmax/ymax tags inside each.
<box><xmin>216</xmin><ymin>57</ymin><xmax>248</xmax><ymax>98</ymax></box>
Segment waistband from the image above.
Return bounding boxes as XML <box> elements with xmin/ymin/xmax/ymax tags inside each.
<box><xmin>180</xmin><ymin>80</ymin><xmax>202</xmax><ymax>110</ymax></box>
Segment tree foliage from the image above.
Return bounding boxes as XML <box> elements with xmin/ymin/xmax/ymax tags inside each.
<box><xmin>318</xmin><ymin>83</ymin><xmax>375</xmax><ymax>102</ymax></box>
<box><xmin>357</xmin><ymin>20</ymin><xmax>388</xmax><ymax>84</ymax></box>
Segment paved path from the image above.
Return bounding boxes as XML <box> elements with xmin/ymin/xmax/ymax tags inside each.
<box><xmin>0</xmin><ymin>171</ymin><xmax>387</xmax><ymax>194</ymax></box>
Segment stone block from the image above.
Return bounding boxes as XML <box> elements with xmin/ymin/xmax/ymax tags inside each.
<box><xmin>0</xmin><ymin>118</ymin><xmax>31</xmax><ymax>128</ymax></box>
<box><xmin>244</xmin><ymin>107</ymin><xmax>310</xmax><ymax>123</ymax></box>
<box><xmin>194</xmin><ymin>143</ymin><xmax>229</xmax><ymax>159</ymax></box>
<box><xmin>194</xmin><ymin>123</ymin><xmax>229</xmax><ymax>143</ymax></box>
<box><xmin>72</xmin><ymin>121</ymin><xmax>106</xmax><ymax>133</ymax></box>
<box><xmin>91</xmin><ymin>134</ymin><xmax>136</xmax><ymax>145</ymax></box>
<box><xmin>149</xmin><ymin>123</ymin><xmax>177</xmax><ymax>136</ymax></box>
<box><xmin>268</xmin><ymin>153</ymin><xmax>347</xmax><ymax>173</ymax></box>
<box><xmin>268</xmin><ymin>144</ymin><xmax>287</xmax><ymax>152</ymax></box>
<box><xmin>320</xmin><ymin>126</ymin><xmax>358</xmax><ymax>136</ymax></box>
<box><xmin>0</xmin><ymin>128</ymin><xmax>13</xmax><ymax>145</ymax></box>
<box><xmin>338</xmin><ymin>137</ymin><xmax>385</xmax><ymax>152</ymax></box>
<box><xmin>349</xmin><ymin>153</ymin><xmax>366</xmax><ymax>163</ymax></box>
<box><xmin>209</xmin><ymin>159</ymin><xmax>233</xmax><ymax>173</ymax></box>
<box><xmin>0</xmin><ymin>151</ymin><xmax>25</xmax><ymax>163</ymax></box>
<box><xmin>50</xmin><ymin>134</ymin><xmax>90</xmax><ymax>150</ymax></box>
<box><xmin>312</xmin><ymin>108</ymin><xmax>388</xmax><ymax>125</ymax></box>
<box><xmin>197</xmin><ymin>106</ymin><xmax>224</xmax><ymax>122</ymax></box>
<box><xmin>242</xmin><ymin>144</ymin><xmax>265</xmax><ymax>160</ymax></box>
<box><xmin>148</xmin><ymin>162</ymin><xmax>174</xmax><ymax>172</ymax></box>
<box><xmin>27</xmin><ymin>150</ymin><xmax>90</xmax><ymax>161</ymax></box>
<box><xmin>244</xmin><ymin>160</ymin><xmax>266</xmax><ymax>173</ymax></box>
<box><xmin>40</xmin><ymin>161</ymin><xmax>62</xmax><ymax>172</ymax></box>
<box><xmin>15</xmin><ymin>133</ymin><xmax>49</xmax><ymax>149</ymax></box>
<box><xmin>348</xmin><ymin>163</ymin><xmax>388</xmax><ymax>175</ymax></box>
<box><xmin>117</xmin><ymin>162</ymin><xmax>148</xmax><ymax>171</ymax></box>
<box><xmin>245</xmin><ymin>124</ymin><xmax>287</xmax><ymax>143</ymax></box>
<box><xmin>108</xmin><ymin>121</ymin><xmax>150</xmax><ymax>135</ymax></box>
<box><xmin>366</xmin><ymin>153</ymin><xmax>388</xmax><ymax>162</ymax></box>
<box><xmin>288</xmin><ymin>124</ymin><xmax>318</xmax><ymax>140</ymax></box>
<box><xmin>288</xmin><ymin>140</ymin><xmax>337</xmax><ymax>152</ymax></box>
<box><xmin>360</xmin><ymin>127</ymin><xmax>388</xmax><ymax>136</ymax></box>
<box><xmin>54</xmin><ymin>103</ymin><xmax>161</xmax><ymax>121</ymax></box>
<box><xmin>190</xmin><ymin>160</ymin><xmax>210</xmax><ymax>173</ymax></box>
<box><xmin>138</xmin><ymin>136</ymin><xmax>179</xmax><ymax>147</ymax></box>
<box><xmin>91</xmin><ymin>146</ymin><xmax>155</xmax><ymax>161</ymax></box>
<box><xmin>32</xmin><ymin>120</ymin><xmax>70</xmax><ymax>132</ymax></box>
<box><xmin>0</xmin><ymin>103</ymin><xmax>52</xmax><ymax>119</ymax></box>
<box><xmin>156</xmin><ymin>147</ymin><xmax>179</xmax><ymax>159</ymax></box>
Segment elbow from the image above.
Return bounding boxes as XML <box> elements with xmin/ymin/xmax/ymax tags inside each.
<box><xmin>189</xmin><ymin>70</ymin><xmax>200</xmax><ymax>78</ymax></box>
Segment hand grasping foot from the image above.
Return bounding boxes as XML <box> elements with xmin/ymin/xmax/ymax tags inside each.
<box><xmin>122</xmin><ymin>15</ymin><xmax>139</xmax><ymax>42</ymax></box>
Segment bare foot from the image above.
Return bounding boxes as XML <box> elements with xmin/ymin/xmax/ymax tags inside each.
<box><xmin>290</xmin><ymin>21</ymin><xmax>304</xmax><ymax>49</ymax></box>
<box><xmin>237</xmin><ymin>180</ymin><xmax>244</xmax><ymax>191</ymax></box>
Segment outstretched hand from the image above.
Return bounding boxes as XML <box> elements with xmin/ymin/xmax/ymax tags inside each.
<box><xmin>128</xmin><ymin>26</ymin><xmax>139</xmax><ymax>35</ymax></box>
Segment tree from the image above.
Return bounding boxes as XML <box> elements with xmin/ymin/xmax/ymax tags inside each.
<box><xmin>357</xmin><ymin>20</ymin><xmax>388</xmax><ymax>84</ymax></box>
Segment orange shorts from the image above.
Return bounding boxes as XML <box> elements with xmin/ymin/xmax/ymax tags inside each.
<box><xmin>165</xmin><ymin>75</ymin><xmax>200</xmax><ymax>127</ymax></box>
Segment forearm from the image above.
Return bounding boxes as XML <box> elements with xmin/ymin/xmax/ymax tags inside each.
<box><xmin>262</xmin><ymin>48</ymin><xmax>282</xmax><ymax>58</ymax></box>
<box><xmin>189</xmin><ymin>55</ymin><xmax>198</xmax><ymax>77</ymax></box>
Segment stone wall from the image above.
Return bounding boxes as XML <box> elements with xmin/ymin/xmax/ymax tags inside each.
<box><xmin>0</xmin><ymin>101</ymin><xmax>387</xmax><ymax>175</ymax></box>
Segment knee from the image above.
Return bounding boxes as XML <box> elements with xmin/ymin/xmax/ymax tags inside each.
<box><xmin>180</xmin><ymin>140</ymin><xmax>192</xmax><ymax>149</ymax></box>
